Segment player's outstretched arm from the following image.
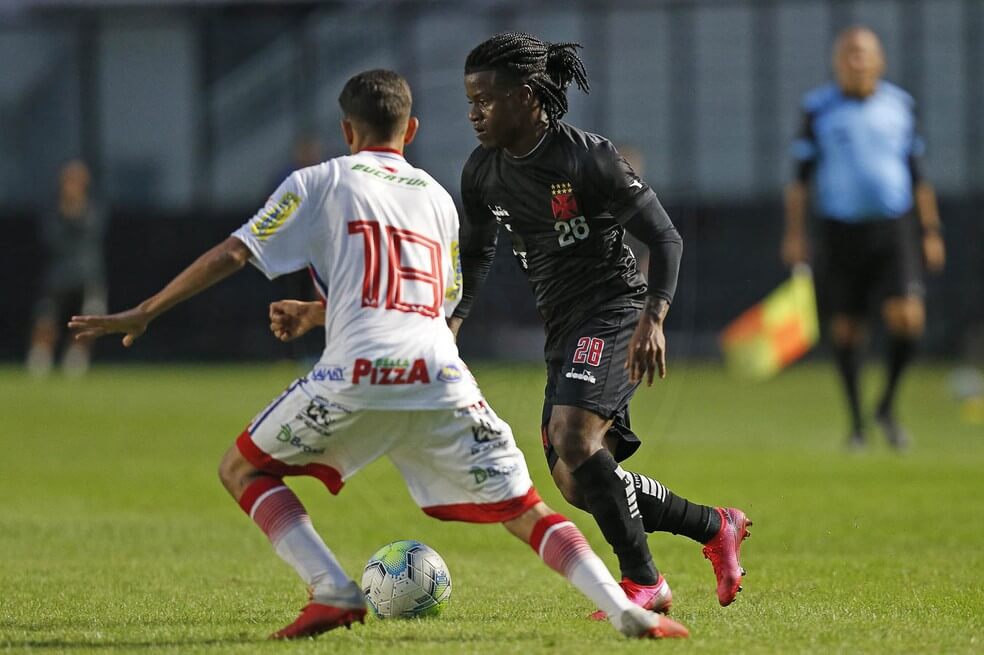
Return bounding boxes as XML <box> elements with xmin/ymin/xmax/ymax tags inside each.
<box><xmin>68</xmin><ymin>236</ymin><xmax>252</xmax><ymax>347</ymax></box>
<box><xmin>269</xmin><ymin>300</ymin><xmax>324</xmax><ymax>342</ymax></box>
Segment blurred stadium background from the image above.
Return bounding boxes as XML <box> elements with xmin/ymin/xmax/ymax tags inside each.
<box><xmin>1</xmin><ymin>0</ymin><xmax>982</xmax><ymax>363</ymax></box>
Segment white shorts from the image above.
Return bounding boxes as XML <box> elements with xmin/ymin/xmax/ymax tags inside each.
<box><xmin>236</xmin><ymin>377</ymin><xmax>540</xmax><ymax>523</ymax></box>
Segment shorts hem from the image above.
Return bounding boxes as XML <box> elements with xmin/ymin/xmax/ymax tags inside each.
<box><xmin>547</xmin><ymin>399</ymin><xmax>619</xmax><ymax>421</ymax></box>
<box><xmin>421</xmin><ymin>487</ymin><xmax>541</xmax><ymax>523</ymax></box>
<box><xmin>235</xmin><ymin>429</ymin><xmax>345</xmax><ymax>495</ymax></box>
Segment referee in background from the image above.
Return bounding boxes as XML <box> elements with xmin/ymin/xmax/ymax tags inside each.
<box><xmin>781</xmin><ymin>26</ymin><xmax>945</xmax><ymax>449</ymax></box>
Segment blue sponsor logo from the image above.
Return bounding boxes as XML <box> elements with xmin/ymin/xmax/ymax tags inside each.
<box><xmin>437</xmin><ymin>364</ymin><xmax>463</xmax><ymax>383</ymax></box>
<box><xmin>311</xmin><ymin>367</ymin><xmax>345</xmax><ymax>382</ymax></box>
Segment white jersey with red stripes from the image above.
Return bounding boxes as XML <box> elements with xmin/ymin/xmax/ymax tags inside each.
<box><xmin>233</xmin><ymin>148</ymin><xmax>482</xmax><ymax>410</ymax></box>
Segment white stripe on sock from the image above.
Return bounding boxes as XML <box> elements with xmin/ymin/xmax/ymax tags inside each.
<box><xmin>248</xmin><ymin>485</ymin><xmax>290</xmax><ymax>519</ymax></box>
<box><xmin>537</xmin><ymin>520</ymin><xmax>575</xmax><ymax>559</ymax></box>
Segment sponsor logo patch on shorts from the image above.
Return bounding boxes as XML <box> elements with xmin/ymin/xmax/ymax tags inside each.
<box><xmin>437</xmin><ymin>364</ymin><xmax>463</xmax><ymax>383</ymax></box>
<box><xmin>310</xmin><ymin>366</ymin><xmax>345</xmax><ymax>382</ymax></box>
<box><xmin>469</xmin><ymin>462</ymin><xmax>519</xmax><ymax>485</ymax></box>
<box><xmin>296</xmin><ymin>395</ymin><xmax>349</xmax><ymax>436</ymax></box>
<box><xmin>470</xmin><ymin>437</ymin><xmax>509</xmax><ymax>456</ymax></box>
<box><xmin>276</xmin><ymin>423</ymin><xmax>326</xmax><ymax>455</ymax></box>
<box><xmin>564</xmin><ymin>368</ymin><xmax>597</xmax><ymax>384</ymax></box>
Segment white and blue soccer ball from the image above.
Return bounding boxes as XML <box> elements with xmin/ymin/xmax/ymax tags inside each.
<box><xmin>361</xmin><ymin>540</ymin><xmax>452</xmax><ymax>618</ymax></box>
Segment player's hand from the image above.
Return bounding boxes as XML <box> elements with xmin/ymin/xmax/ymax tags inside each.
<box><xmin>626</xmin><ymin>309</ymin><xmax>668</xmax><ymax>386</ymax></box>
<box><xmin>269</xmin><ymin>300</ymin><xmax>321</xmax><ymax>342</ymax></box>
<box><xmin>922</xmin><ymin>231</ymin><xmax>945</xmax><ymax>273</ymax></box>
<box><xmin>68</xmin><ymin>307</ymin><xmax>150</xmax><ymax>347</ymax></box>
<box><xmin>781</xmin><ymin>232</ymin><xmax>809</xmax><ymax>267</ymax></box>
<box><xmin>447</xmin><ymin>316</ymin><xmax>463</xmax><ymax>341</ymax></box>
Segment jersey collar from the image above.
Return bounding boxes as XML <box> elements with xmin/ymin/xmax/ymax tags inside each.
<box><xmin>505</xmin><ymin>129</ymin><xmax>550</xmax><ymax>160</ymax></box>
<box><xmin>359</xmin><ymin>147</ymin><xmax>406</xmax><ymax>160</ymax></box>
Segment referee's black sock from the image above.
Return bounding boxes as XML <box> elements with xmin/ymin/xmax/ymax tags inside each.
<box><xmin>629</xmin><ymin>472</ymin><xmax>721</xmax><ymax>543</ymax></box>
<box><xmin>571</xmin><ymin>450</ymin><xmax>658</xmax><ymax>585</ymax></box>
<box><xmin>878</xmin><ymin>336</ymin><xmax>917</xmax><ymax>418</ymax></box>
<box><xmin>834</xmin><ymin>343</ymin><xmax>864</xmax><ymax>433</ymax></box>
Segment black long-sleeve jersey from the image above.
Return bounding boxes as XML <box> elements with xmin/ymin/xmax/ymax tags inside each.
<box><xmin>455</xmin><ymin>122</ymin><xmax>681</xmax><ymax>341</ymax></box>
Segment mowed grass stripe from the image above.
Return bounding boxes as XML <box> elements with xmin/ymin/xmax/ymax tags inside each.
<box><xmin>1</xmin><ymin>362</ymin><xmax>981</xmax><ymax>654</ymax></box>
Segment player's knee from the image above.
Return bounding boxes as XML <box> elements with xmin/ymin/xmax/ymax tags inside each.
<box><xmin>884</xmin><ymin>298</ymin><xmax>925</xmax><ymax>338</ymax></box>
<box><xmin>30</xmin><ymin>318</ymin><xmax>58</xmax><ymax>343</ymax></box>
<box><xmin>830</xmin><ymin>315</ymin><xmax>864</xmax><ymax>346</ymax></box>
<box><xmin>547</xmin><ymin>417</ymin><xmax>603</xmax><ymax>469</ymax></box>
<box><xmin>559</xmin><ymin>481</ymin><xmax>588</xmax><ymax>511</ymax></box>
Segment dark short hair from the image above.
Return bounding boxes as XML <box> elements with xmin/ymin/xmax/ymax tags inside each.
<box><xmin>338</xmin><ymin>70</ymin><xmax>412</xmax><ymax>139</ymax></box>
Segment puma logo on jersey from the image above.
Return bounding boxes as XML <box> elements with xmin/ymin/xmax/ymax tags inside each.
<box><xmin>352</xmin><ymin>358</ymin><xmax>430</xmax><ymax>385</ymax></box>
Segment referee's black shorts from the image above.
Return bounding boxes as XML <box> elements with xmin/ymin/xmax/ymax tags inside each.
<box><xmin>816</xmin><ymin>215</ymin><xmax>924</xmax><ymax>319</ymax></box>
<box><xmin>540</xmin><ymin>306</ymin><xmax>643</xmax><ymax>469</ymax></box>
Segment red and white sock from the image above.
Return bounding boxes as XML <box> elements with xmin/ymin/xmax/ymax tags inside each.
<box><xmin>530</xmin><ymin>513</ymin><xmax>633</xmax><ymax>620</ymax></box>
<box><xmin>239</xmin><ymin>476</ymin><xmax>355</xmax><ymax>602</ymax></box>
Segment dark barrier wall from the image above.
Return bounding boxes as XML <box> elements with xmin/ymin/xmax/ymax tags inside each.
<box><xmin>2</xmin><ymin>197</ymin><xmax>981</xmax><ymax>363</ymax></box>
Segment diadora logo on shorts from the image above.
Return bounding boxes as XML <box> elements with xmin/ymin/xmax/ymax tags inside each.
<box><xmin>565</xmin><ymin>369</ymin><xmax>597</xmax><ymax>384</ymax></box>
<box><xmin>469</xmin><ymin>462</ymin><xmax>519</xmax><ymax>485</ymax></box>
<box><xmin>437</xmin><ymin>364</ymin><xmax>463</xmax><ymax>383</ymax></box>
<box><xmin>276</xmin><ymin>423</ymin><xmax>326</xmax><ymax>455</ymax></box>
<box><xmin>310</xmin><ymin>367</ymin><xmax>345</xmax><ymax>382</ymax></box>
<box><xmin>353</xmin><ymin>358</ymin><xmax>430</xmax><ymax>385</ymax></box>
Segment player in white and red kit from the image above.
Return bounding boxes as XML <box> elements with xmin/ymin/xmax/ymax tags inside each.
<box><xmin>68</xmin><ymin>70</ymin><xmax>687</xmax><ymax>640</ymax></box>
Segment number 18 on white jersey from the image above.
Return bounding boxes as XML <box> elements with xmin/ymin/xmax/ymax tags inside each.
<box><xmin>233</xmin><ymin>149</ymin><xmax>482</xmax><ymax>411</ymax></box>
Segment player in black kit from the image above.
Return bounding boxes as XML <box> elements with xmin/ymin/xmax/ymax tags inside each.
<box><xmin>450</xmin><ymin>33</ymin><xmax>751</xmax><ymax>617</ymax></box>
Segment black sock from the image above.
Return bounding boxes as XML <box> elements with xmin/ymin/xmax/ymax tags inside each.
<box><xmin>630</xmin><ymin>472</ymin><xmax>720</xmax><ymax>543</ymax></box>
<box><xmin>571</xmin><ymin>450</ymin><xmax>658</xmax><ymax>585</ymax></box>
<box><xmin>833</xmin><ymin>344</ymin><xmax>864</xmax><ymax>433</ymax></box>
<box><xmin>878</xmin><ymin>336</ymin><xmax>917</xmax><ymax>418</ymax></box>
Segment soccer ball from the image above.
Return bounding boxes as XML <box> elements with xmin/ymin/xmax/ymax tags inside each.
<box><xmin>361</xmin><ymin>540</ymin><xmax>452</xmax><ymax>618</ymax></box>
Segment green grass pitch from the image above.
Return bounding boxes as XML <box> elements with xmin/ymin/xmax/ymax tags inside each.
<box><xmin>1</xmin><ymin>361</ymin><xmax>982</xmax><ymax>654</ymax></box>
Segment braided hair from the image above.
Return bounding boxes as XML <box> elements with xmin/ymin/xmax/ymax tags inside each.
<box><xmin>465</xmin><ymin>32</ymin><xmax>589</xmax><ymax>128</ymax></box>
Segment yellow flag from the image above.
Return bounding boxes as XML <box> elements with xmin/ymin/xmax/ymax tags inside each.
<box><xmin>720</xmin><ymin>265</ymin><xmax>820</xmax><ymax>379</ymax></box>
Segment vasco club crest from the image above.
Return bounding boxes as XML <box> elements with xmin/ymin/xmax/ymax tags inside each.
<box><xmin>550</xmin><ymin>182</ymin><xmax>579</xmax><ymax>221</ymax></box>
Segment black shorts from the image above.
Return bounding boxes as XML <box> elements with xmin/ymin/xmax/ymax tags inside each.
<box><xmin>817</xmin><ymin>216</ymin><xmax>924</xmax><ymax>319</ymax></box>
<box><xmin>541</xmin><ymin>306</ymin><xmax>642</xmax><ymax>469</ymax></box>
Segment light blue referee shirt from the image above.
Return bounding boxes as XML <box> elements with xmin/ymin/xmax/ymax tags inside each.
<box><xmin>792</xmin><ymin>81</ymin><xmax>924</xmax><ymax>223</ymax></box>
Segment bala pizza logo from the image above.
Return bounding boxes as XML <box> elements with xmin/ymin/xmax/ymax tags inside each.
<box><xmin>550</xmin><ymin>182</ymin><xmax>579</xmax><ymax>221</ymax></box>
